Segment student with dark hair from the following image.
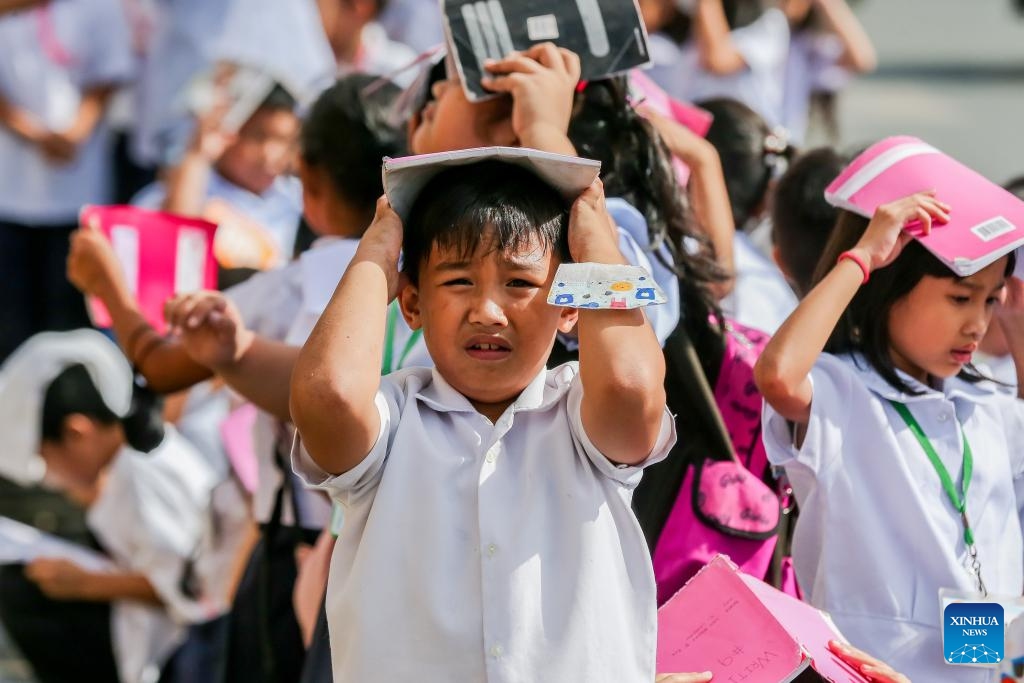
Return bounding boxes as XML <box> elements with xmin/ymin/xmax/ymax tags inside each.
<box><xmin>0</xmin><ymin>330</ymin><xmax>223</xmax><ymax>683</ymax></box>
<box><xmin>70</xmin><ymin>73</ymin><xmax>420</xmax><ymax>683</ymax></box>
<box><xmin>756</xmin><ymin>190</ymin><xmax>1024</xmax><ymax>682</ymax></box>
<box><xmin>770</xmin><ymin>146</ymin><xmax>849</xmax><ymax>297</ymax></box>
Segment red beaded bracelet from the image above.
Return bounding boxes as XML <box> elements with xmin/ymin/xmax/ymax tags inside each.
<box><xmin>838</xmin><ymin>250</ymin><xmax>870</xmax><ymax>284</ymax></box>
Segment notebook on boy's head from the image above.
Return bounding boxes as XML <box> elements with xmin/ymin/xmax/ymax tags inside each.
<box><xmin>181</xmin><ymin>61</ymin><xmax>305</xmax><ymax>133</ymax></box>
<box><xmin>383</xmin><ymin>146</ymin><xmax>601</xmax><ymax>222</ymax></box>
<box><xmin>825</xmin><ymin>136</ymin><xmax>1024</xmax><ymax>277</ymax></box>
<box><xmin>441</xmin><ymin>0</ymin><xmax>651</xmax><ymax>101</ymax></box>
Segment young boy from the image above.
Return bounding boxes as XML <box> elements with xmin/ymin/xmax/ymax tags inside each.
<box><xmin>289</xmin><ymin>153</ymin><xmax>675</xmax><ymax>681</ymax></box>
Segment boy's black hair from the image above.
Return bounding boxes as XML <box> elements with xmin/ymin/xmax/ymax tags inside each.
<box><xmin>258</xmin><ymin>84</ymin><xmax>298</xmax><ymax>112</ymax></box>
<box><xmin>402</xmin><ymin>160</ymin><xmax>570</xmax><ymax>283</ymax></box>
<box><xmin>301</xmin><ymin>74</ymin><xmax>406</xmax><ymax>226</ymax></box>
<box><xmin>771</xmin><ymin>147</ymin><xmax>849</xmax><ymax>296</ymax></box>
<box><xmin>698</xmin><ymin>97</ymin><xmax>793</xmax><ymax>230</ymax></box>
<box><xmin>570</xmin><ymin>77</ymin><xmax>727</xmax><ymax>349</ymax></box>
<box><xmin>815</xmin><ymin>211</ymin><xmax>1017</xmax><ymax>395</ymax></box>
<box><xmin>41</xmin><ymin>365</ymin><xmax>165</xmax><ymax>453</ymax></box>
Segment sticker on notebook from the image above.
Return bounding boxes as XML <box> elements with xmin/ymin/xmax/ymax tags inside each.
<box><xmin>547</xmin><ymin>263</ymin><xmax>666</xmax><ymax>309</ymax></box>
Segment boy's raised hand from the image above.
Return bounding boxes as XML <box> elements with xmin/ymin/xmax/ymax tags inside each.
<box><xmin>852</xmin><ymin>191</ymin><xmax>950</xmax><ymax>273</ymax></box>
<box><xmin>357</xmin><ymin>196</ymin><xmax>407</xmax><ymax>302</ymax></box>
<box><xmin>480</xmin><ymin>42</ymin><xmax>580</xmax><ymax>155</ymax></box>
<box><xmin>568</xmin><ymin>180</ymin><xmax>626</xmax><ymax>265</ymax></box>
<box><xmin>164</xmin><ymin>290</ymin><xmax>254</xmax><ymax>370</ymax></box>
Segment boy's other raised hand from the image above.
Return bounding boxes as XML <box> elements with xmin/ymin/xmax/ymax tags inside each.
<box><xmin>852</xmin><ymin>191</ymin><xmax>951</xmax><ymax>273</ymax></box>
<box><xmin>568</xmin><ymin>180</ymin><xmax>626</xmax><ymax>265</ymax></box>
<box><xmin>164</xmin><ymin>290</ymin><xmax>254</xmax><ymax>370</ymax></box>
<box><xmin>357</xmin><ymin>196</ymin><xmax>407</xmax><ymax>301</ymax></box>
<box><xmin>67</xmin><ymin>224</ymin><xmax>128</xmax><ymax>302</ymax></box>
<box><xmin>480</xmin><ymin>42</ymin><xmax>580</xmax><ymax>154</ymax></box>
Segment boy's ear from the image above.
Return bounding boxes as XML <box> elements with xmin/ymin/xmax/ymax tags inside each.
<box><xmin>399</xmin><ymin>281</ymin><xmax>423</xmax><ymax>330</ymax></box>
<box><xmin>556</xmin><ymin>306</ymin><xmax>579</xmax><ymax>334</ymax></box>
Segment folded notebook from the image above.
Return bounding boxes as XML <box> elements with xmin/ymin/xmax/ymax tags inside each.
<box><xmin>825</xmin><ymin>136</ymin><xmax>1024</xmax><ymax>277</ymax></box>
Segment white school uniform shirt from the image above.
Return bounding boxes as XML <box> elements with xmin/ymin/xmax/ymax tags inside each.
<box><xmin>0</xmin><ymin>0</ymin><xmax>134</xmax><ymax>224</ymax></box>
<box><xmin>720</xmin><ymin>231</ymin><xmax>798</xmax><ymax>334</ymax></box>
<box><xmin>645</xmin><ymin>10</ymin><xmax>790</xmax><ymax>127</ymax></box>
<box><xmin>780</xmin><ymin>31</ymin><xmax>851</xmax><ymax>145</ymax></box>
<box><xmin>762</xmin><ymin>353</ymin><xmax>1024</xmax><ymax>683</ymax></box>
<box><xmin>88</xmin><ymin>428</ymin><xmax>222</xmax><ymax>683</ymax></box>
<box><xmin>378</xmin><ymin>0</ymin><xmax>445</xmax><ymax>54</ymax></box>
<box><xmin>132</xmin><ymin>171</ymin><xmax>303</xmax><ymax>269</ymax></box>
<box><xmin>292</xmin><ymin>363</ymin><xmax>676</xmax><ymax>682</ymax></box>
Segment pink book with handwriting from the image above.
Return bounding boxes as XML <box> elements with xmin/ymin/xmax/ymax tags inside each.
<box><xmin>657</xmin><ymin>555</ymin><xmax>868</xmax><ymax>682</ymax></box>
<box><xmin>825</xmin><ymin>136</ymin><xmax>1024</xmax><ymax>276</ymax></box>
<box><xmin>80</xmin><ymin>205</ymin><xmax>219</xmax><ymax>334</ymax></box>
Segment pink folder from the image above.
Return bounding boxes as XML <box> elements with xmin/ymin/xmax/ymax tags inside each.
<box><xmin>657</xmin><ymin>555</ymin><xmax>868</xmax><ymax>682</ymax></box>
<box><xmin>80</xmin><ymin>205</ymin><xmax>219</xmax><ymax>334</ymax></box>
<box><xmin>825</xmin><ymin>136</ymin><xmax>1024</xmax><ymax>276</ymax></box>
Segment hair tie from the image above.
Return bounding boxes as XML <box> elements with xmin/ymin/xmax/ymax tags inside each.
<box><xmin>763</xmin><ymin>126</ymin><xmax>791</xmax><ymax>177</ymax></box>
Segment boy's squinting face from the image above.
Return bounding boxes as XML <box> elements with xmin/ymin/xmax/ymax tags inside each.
<box><xmin>400</xmin><ymin>231</ymin><xmax>577</xmax><ymax>421</ymax></box>
<box><xmin>408</xmin><ymin>78</ymin><xmax>516</xmax><ymax>155</ymax></box>
<box><xmin>887</xmin><ymin>256</ymin><xmax>1008</xmax><ymax>383</ymax></box>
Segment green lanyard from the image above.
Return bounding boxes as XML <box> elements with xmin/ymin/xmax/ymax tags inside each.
<box><xmin>889</xmin><ymin>400</ymin><xmax>987</xmax><ymax>595</ymax></box>
<box><xmin>381</xmin><ymin>301</ymin><xmax>423</xmax><ymax>375</ymax></box>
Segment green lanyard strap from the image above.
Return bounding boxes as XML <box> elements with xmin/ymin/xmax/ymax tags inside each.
<box><xmin>888</xmin><ymin>400</ymin><xmax>974</xmax><ymax>547</ymax></box>
<box><xmin>381</xmin><ymin>301</ymin><xmax>423</xmax><ymax>375</ymax></box>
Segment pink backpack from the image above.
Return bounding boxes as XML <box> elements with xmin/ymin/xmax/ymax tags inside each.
<box><xmin>652</xmin><ymin>320</ymin><xmax>800</xmax><ymax>605</ymax></box>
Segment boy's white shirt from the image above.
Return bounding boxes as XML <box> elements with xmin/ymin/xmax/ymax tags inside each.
<box><xmin>0</xmin><ymin>0</ymin><xmax>134</xmax><ymax>224</ymax></box>
<box><xmin>762</xmin><ymin>352</ymin><xmax>1024</xmax><ymax>683</ymax></box>
<box><xmin>88</xmin><ymin>428</ymin><xmax>222</xmax><ymax>683</ymax></box>
<box><xmin>644</xmin><ymin>9</ymin><xmax>790</xmax><ymax>127</ymax></box>
<box><xmin>292</xmin><ymin>363</ymin><xmax>675</xmax><ymax>682</ymax></box>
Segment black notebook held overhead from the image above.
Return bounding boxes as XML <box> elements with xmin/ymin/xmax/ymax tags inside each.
<box><xmin>441</xmin><ymin>0</ymin><xmax>651</xmax><ymax>100</ymax></box>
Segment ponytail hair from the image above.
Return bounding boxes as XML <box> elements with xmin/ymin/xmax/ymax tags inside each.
<box><xmin>568</xmin><ymin>76</ymin><xmax>727</xmax><ymax>339</ymax></box>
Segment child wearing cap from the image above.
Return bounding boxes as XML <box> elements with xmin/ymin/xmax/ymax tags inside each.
<box><xmin>289</xmin><ymin>152</ymin><xmax>675</xmax><ymax>681</ymax></box>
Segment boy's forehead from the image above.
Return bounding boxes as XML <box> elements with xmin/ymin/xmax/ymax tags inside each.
<box><xmin>426</xmin><ymin>234</ymin><xmax>554</xmax><ymax>269</ymax></box>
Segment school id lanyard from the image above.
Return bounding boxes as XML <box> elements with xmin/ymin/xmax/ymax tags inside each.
<box><xmin>888</xmin><ymin>400</ymin><xmax>987</xmax><ymax>596</ymax></box>
<box><xmin>381</xmin><ymin>301</ymin><xmax>422</xmax><ymax>375</ymax></box>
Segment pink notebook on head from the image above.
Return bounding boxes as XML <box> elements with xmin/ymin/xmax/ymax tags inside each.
<box><xmin>80</xmin><ymin>205</ymin><xmax>219</xmax><ymax>334</ymax></box>
<box><xmin>825</xmin><ymin>136</ymin><xmax>1024</xmax><ymax>277</ymax></box>
<box><xmin>657</xmin><ymin>555</ymin><xmax>868</xmax><ymax>682</ymax></box>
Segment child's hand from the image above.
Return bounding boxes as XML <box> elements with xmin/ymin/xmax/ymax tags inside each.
<box><xmin>37</xmin><ymin>130</ymin><xmax>79</xmax><ymax>165</ymax></box>
<box><xmin>67</xmin><ymin>224</ymin><xmax>128</xmax><ymax>301</ymax></box>
<box><xmin>189</xmin><ymin>91</ymin><xmax>237</xmax><ymax>163</ymax></box>
<box><xmin>656</xmin><ymin>673</ymin><xmax>713</xmax><ymax>682</ymax></box>
<box><xmin>568</xmin><ymin>180</ymin><xmax>626</xmax><ymax>264</ymax></box>
<box><xmin>481</xmin><ymin>43</ymin><xmax>580</xmax><ymax>154</ymax></box>
<box><xmin>852</xmin><ymin>191</ymin><xmax>950</xmax><ymax>272</ymax></box>
<box><xmin>827</xmin><ymin>640</ymin><xmax>910</xmax><ymax>683</ymax></box>
<box><xmin>356</xmin><ymin>197</ymin><xmax>407</xmax><ymax>301</ymax></box>
<box><xmin>25</xmin><ymin>558</ymin><xmax>91</xmax><ymax>600</ymax></box>
<box><xmin>638</xmin><ymin>104</ymin><xmax>716</xmax><ymax>167</ymax></box>
<box><xmin>164</xmin><ymin>290</ymin><xmax>254</xmax><ymax>370</ymax></box>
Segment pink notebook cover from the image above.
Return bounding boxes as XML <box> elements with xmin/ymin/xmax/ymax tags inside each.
<box><xmin>657</xmin><ymin>555</ymin><xmax>868</xmax><ymax>682</ymax></box>
<box><xmin>80</xmin><ymin>205</ymin><xmax>219</xmax><ymax>334</ymax></box>
<box><xmin>825</xmin><ymin>136</ymin><xmax>1024</xmax><ymax>276</ymax></box>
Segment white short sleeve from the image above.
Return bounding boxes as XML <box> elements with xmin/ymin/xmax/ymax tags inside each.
<box><xmin>291</xmin><ymin>390</ymin><xmax>397</xmax><ymax>506</ymax></box>
<box><xmin>81</xmin><ymin>0</ymin><xmax>135</xmax><ymax>88</ymax></box>
<box><xmin>566</xmin><ymin>376</ymin><xmax>675</xmax><ymax>488</ymax></box>
<box><xmin>731</xmin><ymin>9</ymin><xmax>790</xmax><ymax>75</ymax></box>
<box><xmin>761</xmin><ymin>353</ymin><xmax>854</xmax><ymax>475</ymax></box>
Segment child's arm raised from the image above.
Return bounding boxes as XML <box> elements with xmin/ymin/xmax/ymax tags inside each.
<box><xmin>290</xmin><ymin>198</ymin><xmax>403</xmax><ymax>475</ymax></box>
<box><xmin>754</xmin><ymin>192</ymin><xmax>950</xmax><ymax>424</ymax></box>
<box><xmin>573</xmin><ymin>182</ymin><xmax>667</xmax><ymax>465</ymax></box>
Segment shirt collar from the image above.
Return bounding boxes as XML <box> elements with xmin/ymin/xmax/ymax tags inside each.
<box><xmin>841</xmin><ymin>353</ymin><xmax>1002</xmax><ymax>405</ymax></box>
<box><xmin>414</xmin><ymin>364</ymin><xmax>571</xmax><ymax>416</ymax></box>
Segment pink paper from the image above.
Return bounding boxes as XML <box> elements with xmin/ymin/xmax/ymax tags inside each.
<box><xmin>80</xmin><ymin>205</ymin><xmax>219</xmax><ymax>334</ymax></box>
<box><xmin>657</xmin><ymin>555</ymin><xmax>869</xmax><ymax>682</ymax></box>
<box><xmin>825</xmin><ymin>136</ymin><xmax>1024</xmax><ymax>276</ymax></box>
<box><xmin>219</xmin><ymin>403</ymin><xmax>258</xmax><ymax>494</ymax></box>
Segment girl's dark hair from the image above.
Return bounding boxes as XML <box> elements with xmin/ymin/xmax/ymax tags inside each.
<box><xmin>41</xmin><ymin>365</ymin><xmax>165</xmax><ymax>453</ymax></box>
<box><xmin>771</xmin><ymin>147</ymin><xmax>849</xmax><ymax>296</ymax></box>
<box><xmin>301</xmin><ymin>74</ymin><xmax>406</xmax><ymax>226</ymax></box>
<box><xmin>699</xmin><ymin>97</ymin><xmax>793</xmax><ymax>230</ymax></box>
<box><xmin>569</xmin><ymin>76</ymin><xmax>726</xmax><ymax>341</ymax></box>
<box><xmin>402</xmin><ymin>160</ymin><xmax>570</xmax><ymax>283</ymax></box>
<box><xmin>813</xmin><ymin>210</ymin><xmax>1017</xmax><ymax>394</ymax></box>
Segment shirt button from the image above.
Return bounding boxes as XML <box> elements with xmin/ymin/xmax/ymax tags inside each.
<box><xmin>485</xmin><ymin>445</ymin><xmax>499</xmax><ymax>464</ymax></box>
<box><xmin>487</xmin><ymin>543</ymin><xmax>498</xmax><ymax>557</ymax></box>
<box><xmin>938</xmin><ymin>412</ymin><xmax>950</xmax><ymax>422</ymax></box>
<box><xmin>490</xmin><ymin>645</ymin><xmax>503</xmax><ymax>658</ymax></box>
